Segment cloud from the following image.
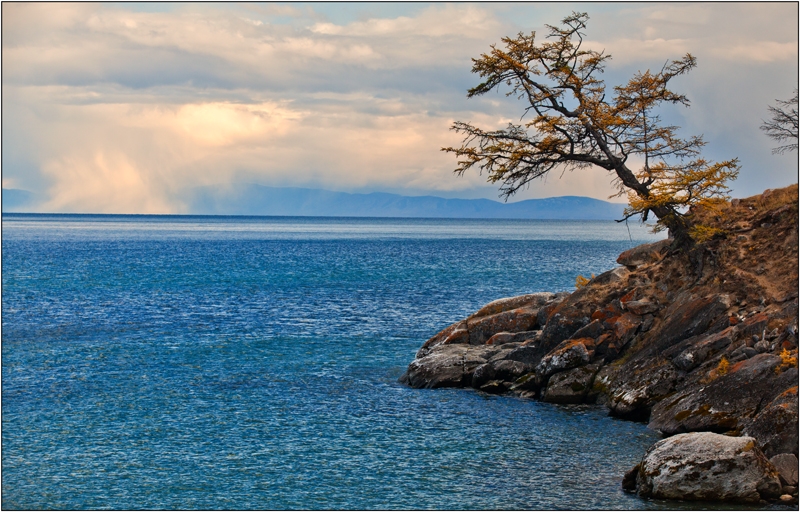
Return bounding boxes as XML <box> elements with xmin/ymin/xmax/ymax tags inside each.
<box><xmin>584</xmin><ymin>3</ymin><xmax>797</xmax><ymax>66</ymax></box>
<box><xmin>2</xmin><ymin>3</ymin><xmax>797</xmax><ymax>213</ymax></box>
<box><xmin>6</xmin><ymin>86</ymin><xmax>476</xmax><ymax>212</ymax></box>
<box><xmin>171</xmin><ymin>101</ymin><xmax>303</xmax><ymax>146</ymax></box>
<box><xmin>710</xmin><ymin>41</ymin><xmax>797</xmax><ymax>63</ymax></box>
<box><xmin>309</xmin><ymin>4</ymin><xmax>500</xmax><ymax>38</ymax></box>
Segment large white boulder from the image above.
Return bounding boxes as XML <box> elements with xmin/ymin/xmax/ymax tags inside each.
<box><xmin>632</xmin><ymin>432</ymin><xmax>782</xmax><ymax>503</ymax></box>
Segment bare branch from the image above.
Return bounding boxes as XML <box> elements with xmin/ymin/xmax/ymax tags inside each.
<box><xmin>761</xmin><ymin>89</ymin><xmax>799</xmax><ymax>154</ymax></box>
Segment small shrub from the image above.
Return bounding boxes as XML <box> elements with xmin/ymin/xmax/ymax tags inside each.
<box><xmin>716</xmin><ymin>357</ymin><xmax>730</xmax><ymax>376</ymax></box>
<box><xmin>575</xmin><ymin>273</ymin><xmax>595</xmax><ymax>289</ymax></box>
<box><xmin>702</xmin><ymin>357</ymin><xmax>730</xmax><ymax>383</ymax></box>
<box><xmin>776</xmin><ymin>348</ymin><xmax>798</xmax><ymax>374</ymax></box>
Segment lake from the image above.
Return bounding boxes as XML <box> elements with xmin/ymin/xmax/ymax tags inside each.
<box><xmin>2</xmin><ymin>214</ymin><xmax>685</xmax><ymax>509</ymax></box>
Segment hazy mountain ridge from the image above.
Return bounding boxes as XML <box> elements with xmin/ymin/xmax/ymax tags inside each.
<box><xmin>2</xmin><ymin>184</ymin><xmax>628</xmax><ymax>220</ymax></box>
<box><xmin>182</xmin><ymin>184</ymin><xmax>627</xmax><ymax>220</ymax></box>
<box><xmin>2</xmin><ymin>189</ymin><xmax>38</xmax><ymax>212</ymax></box>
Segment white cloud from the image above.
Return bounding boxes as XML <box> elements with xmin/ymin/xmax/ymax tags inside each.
<box><xmin>310</xmin><ymin>4</ymin><xmax>500</xmax><ymax>38</ymax></box>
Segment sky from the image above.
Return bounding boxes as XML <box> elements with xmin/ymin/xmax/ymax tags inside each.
<box><xmin>2</xmin><ymin>2</ymin><xmax>798</xmax><ymax>214</ymax></box>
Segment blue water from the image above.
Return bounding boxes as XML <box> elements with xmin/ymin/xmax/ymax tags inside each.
<box><xmin>2</xmin><ymin>214</ymin><xmax>674</xmax><ymax>510</ymax></box>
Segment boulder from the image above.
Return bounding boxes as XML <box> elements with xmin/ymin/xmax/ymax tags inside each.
<box><xmin>441</xmin><ymin>326</ymin><xmax>470</xmax><ymax>346</ymax></box>
<box><xmin>610</xmin><ymin>312</ymin><xmax>642</xmax><ymax>346</ymax></box>
<box><xmin>467</xmin><ymin>307</ymin><xmax>540</xmax><ymax>345</ymax></box>
<box><xmin>770</xmin><ymin>454</ymin><xmax>799</xmax><ymax>486</ymax></box>
<box><xmin>542</xmin><ymin>365</ymin><xmax>599</xmax><ymax>404</ymax></box>
<box><xmin>467</xmin><ymin>292</ymin><xmax>556</xmax><ymax>320</ymax></box>
<box><xmin>593</xmin><ymin>333</ymin><xmax>619</xmax><ymax>362</ymax></box>
<box><xmin>568</xmin><ymin>319</ymin><xmax>605</xmax><ymax>340</ymax></box>
<box><xmin>632</xmin><ymin>432</ymin><xmax>782</xmax><ymax>502</ymax></box>
<box><xmin>625</xmin><ymin>299</ymin><xmax>659</xmax><ymax>316</ymax></box>
<box><xmin>591</xmin><ymin>301</ymin><xmax>624</xmax><ymax>323</ymax></box>
<box><xmin>499</xmin><ymin>344</ymin><xmax>546</xmax><ymax>366</ymax></box>
<box><xmin>486</xmin><ymin>330</ymin><xmax>540</xmax><ymax>346</ymax></box>
<box><xmin>536</xmin><ymin>338</ymin><xmax>592</xmax><ymax>380</ymax></box>
<box><xmin>729</xmin><ymin>345</ymin><xmax>759</xmax><ymax>362</ymax></box>
<box><xmin>755</xmin><ymin>339</ymin><xmax>771</xmax><ymax>353</ymax></box>
<box><xmin>607</xmin><ymin>358</ymin><xmax>681</xmax><ymax>421</ymax></box>
<box><xmin>739</xmin><ymin>312</ymin><xmax>770</xmax><ymax>339</ymax></box>
<box><xmin>508</xmin><ymin>372</ymin><xmax>539</xmax><ymax>395</ymax></box>
<box><xmin>616</xmin><ymin>239</ymin><xmax>671</xmax><ymax>268</ymax></box>
<box><xmin>471</xmin><ymin>359</ymin><xmax>532</xmax><ymax>389</ymax></box>
<box><xmin>416</xmin><ymin>320</ymin><xmax>465</xmax><ymax>358</ymax></box>
<box><xmin>744</xmin><ymin>386</ymin><xmax>799</xmax><ymax>458</ymax></box>
<box><xmin>539</xmin><ymin>310</ymin><xmax>591</xmax><ymax>348</ymax></box>
<box><xmin>586</xmin><ymin>364</ymin><xmax>615</xmax><ymax>404</ymax></box>
<box><xmin>399</xmin><ymin>344</ymin><xmax>495</xmax><ymax>389</ymax></box>
<box><xmin>414</xmin><ymin>293</ymin><xmax>565</xmax><ymax>357</ymax></box>
<box><xmin>478</xmin><ymin>380</ymin><xmax>508</xmax><ymax>394</ymax></box>
<box><xmin>590</xmin><ymin>266</ymin><xmax>630</xmax><ymax>286</ymax></box>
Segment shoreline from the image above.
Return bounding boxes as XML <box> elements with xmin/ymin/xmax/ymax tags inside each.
<box><xmin>400</xmin><ymin>186</ymin><xmax>799</xmax><ymax>505</ymax></box>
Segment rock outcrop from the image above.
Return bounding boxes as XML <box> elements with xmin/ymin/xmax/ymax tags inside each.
<box><xmin>400</xmin><ymin>185</ymin><xmax>799</xmax><ymax>504</ymax></box>
<box><xmin>399</xmin><ymin>292</ymin><xmax>566</xmax><ymax>392</ymax></box>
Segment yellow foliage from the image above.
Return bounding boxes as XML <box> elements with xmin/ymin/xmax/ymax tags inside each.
<box><xmin>716</xmin><ymin>357</ymin><xmax>730</xmax><ymax>376</ymax></box>
<box><xmin>625</xmin><ymin>159</ymin><xmax>740</xmax><ymax>236</ymax></box>
<box><xmin>688</xmin><ymin>225</ymin><xmax>726</xmax><ymax>244</ymax></box>
<box><xmin>776</xmin><ymin>348</ymin><xmax>798</xmax><ymax>374</ymax></box>
<box><xmin>575</xmin><ymin>273</ymin><xmax>595</xmax><ymax>289</ymax></box>
<box><xmin>702</xmin><ymin>356</ymin><xmax>731</xmax><ymax>383</ymax></box>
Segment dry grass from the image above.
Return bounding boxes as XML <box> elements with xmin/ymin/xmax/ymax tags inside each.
<box><xmin>689</xmin><ymin>183</ymin><xmax>798</xmax><ymax>233</ymax></box>
<box><xmin>750</xmin><ymin>184</ymin><xmax>799</xmax><ymax>214</ymax></box>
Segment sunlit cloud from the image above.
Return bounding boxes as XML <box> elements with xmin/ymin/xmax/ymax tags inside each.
<box><xmin>42</xmin><ymin>152</ymin><xmax>174</xmax><ymax>214</ymax></box>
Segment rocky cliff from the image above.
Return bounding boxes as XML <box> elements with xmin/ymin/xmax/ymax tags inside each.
<box><xmin>400</xmin><ymin>185</ymin><xmax>799</xmax><ymax>504</ymax></box>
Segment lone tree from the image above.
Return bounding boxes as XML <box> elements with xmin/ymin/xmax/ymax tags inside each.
<box><xmin>761</xmin><ymin>89</ymin><xmax>798</xmax><ymax>155</ymax></box>
<box><xmin>443</xmin><ymin>12</ymin><xmax>739</xmax><ymax>245</ymax></box>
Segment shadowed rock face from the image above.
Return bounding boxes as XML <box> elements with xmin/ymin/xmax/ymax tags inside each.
<box><xmin>649</xmin><ymin>355</ymin><xmax>798</xmax><ymax>436</ymax></box>
<box><xmin>400</xmin><ymin>185</ymin><xmax>799</xmax><ymax>504</ymax></box>
<box><xmin>770</xmin><ymin>453</ymin><xmax>799</xmax><ymax>487</ymax></box>
<box><xmin>744</xmin><ymin>386</ymin><xmax>799</xmax><ymax>458</ymax></box>
<box><xmin>542</xmin><ymin>365</ymin><xmax>600</xmax><ymax>404</ymax></box>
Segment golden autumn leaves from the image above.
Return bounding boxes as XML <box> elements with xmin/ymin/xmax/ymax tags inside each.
<box><xmin>443</xmin><ymin>12</ymin><xmax>740</xmax><ymax>244</ymax></box>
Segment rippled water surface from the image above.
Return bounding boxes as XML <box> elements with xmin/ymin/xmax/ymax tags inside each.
<box><xmin>2</xmin><ymin>214</ymin><xmax>680</xmax><ymax>509</ymax></box>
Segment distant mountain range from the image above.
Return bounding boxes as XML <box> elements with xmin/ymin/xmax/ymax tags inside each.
<box><xmin>2</xmin><ymin>188</ymin><xmax>38</xmax><ymax>212</ymax></box>
<box><xmin>2</xmin><ymin>184</ymin><xmax>628</xmax><ymax>220</ymax></box>
<box><xmin>183</xmin><ymin>184</ymin><xmax>627</xmax><ymax>220</ymax></box>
